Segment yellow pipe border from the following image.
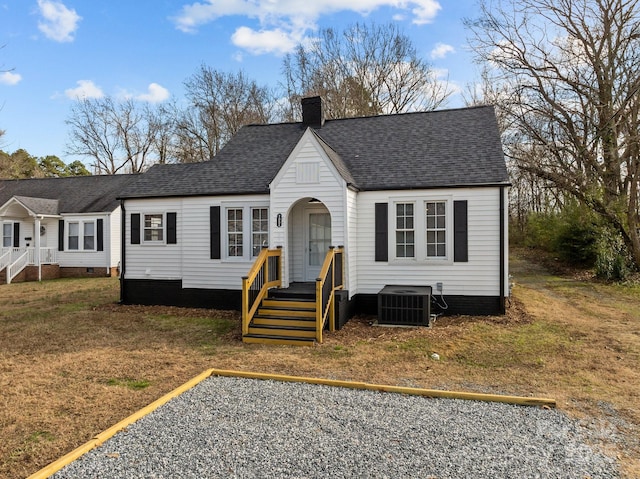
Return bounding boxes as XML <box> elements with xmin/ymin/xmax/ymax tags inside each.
<box><xmin>208</xmin><ymin>369</ymin><xmax>557</xmax><ymax>408</ymax></box>
<box><xmin>29</xmin><ymin>368</ymin><xmax>556</xmax><ymax>478</ymax></box>
<box><xmin>27</xmin><ymin>368</ymin><xmax>216</xmax><ymax>479</ymax></box>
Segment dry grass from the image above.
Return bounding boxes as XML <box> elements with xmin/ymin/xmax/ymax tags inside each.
<box><xmin>1</xmin><ymin>252</ymin><xmax>639</xmax><ymax>478</ymax></box>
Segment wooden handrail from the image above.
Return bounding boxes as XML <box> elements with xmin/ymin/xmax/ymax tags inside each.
<box><xmin>242</xmin><ymin>248</ymin><xmax>282</xmax><ymax>336</ymax></box>
<box><xmin>315</xmin><ymin>246</ymin><xmax>344</xmax><ymax>343</ymax></box>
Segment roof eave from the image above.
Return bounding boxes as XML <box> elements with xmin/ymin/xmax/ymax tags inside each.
<box><xmin>118</xmin><ymin>189</ymin><xmax>272</xmax><ymax>201</ymax></box>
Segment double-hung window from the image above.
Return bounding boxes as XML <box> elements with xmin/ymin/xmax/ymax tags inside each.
<box><xmin>221</xmin><ymin>205</ymin><xmax>269</xmax><ymax>260</ymax></box>
<box><xmin>426</xmin><ymin>201</ymin><xmax>447</xmax><ymax>258</ymax></box>
<box><xmin>227</xmin><ymin>208</ymin><xmax>243</xmax><ymax>257</ymax></box>
<box><xmin>251</xmin><ymin>207</ymin><xmax>269</xmax><ymax>256</ymax></box>
<box><xmin>68</xmin><ymin>220</ymin><xmax>96</xmax><ymax>251</ymax></box>
<box><xmin>84</xmin><ymin>222</ymin><xmax>95</xmax><ymax>250</ymax></box>
<box><xmin>144</xmin><ymin>214</ymin><xmax>164</xmax><ymax>242</ymax></box>
<box><xmin>68</xmin><ymin>222</ymin><xmax>80</xmax><ymax>250</ymax></box>
<box><xmin>395</xmin><ymin>203</ymin><xmax>415</xmax><ymax>258</ymax></box>
<box><xmin>2</xmin><ymin>224</ymin><xmax>12</xmax><ymax>248</ymax></box>
<box><xmin>391</xmin><ymin>197</ymin><xmax>452</xmax><ymax>262</ymax></box>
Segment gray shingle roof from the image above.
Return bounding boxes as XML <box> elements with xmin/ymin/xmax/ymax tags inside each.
<box><xmin>119</xmin><ymin>105</ymin><xmax>508</xmax><ymax>199</ymax></box>
<box><xmin>12</xmin><ymin>196</ymin><xmax>60</xmax><ymax>216</ymax></box>
<box><xmin>0</xmin><ymin>174</ymin><xmax>139</xmax><ymax>214</ymax></box>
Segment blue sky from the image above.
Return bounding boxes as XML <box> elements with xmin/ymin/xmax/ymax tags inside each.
<box><xmin>0</xmin><ymin>0</ymin><xmax>482</xmax><ymax>164</ymax></box>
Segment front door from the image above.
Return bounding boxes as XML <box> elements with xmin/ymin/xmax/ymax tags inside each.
<box><xmin>305</xmin><ymin>211</ymin><xmax>331</xmax><ymax>281</ymax></box>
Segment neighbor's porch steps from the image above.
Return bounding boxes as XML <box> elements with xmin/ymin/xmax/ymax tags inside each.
<box><xmin>243</xmin><ymin>290</ymin><xmax>318</xmax><ymax>346</ymax></box>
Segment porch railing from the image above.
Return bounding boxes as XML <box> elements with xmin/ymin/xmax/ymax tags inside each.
<box><xmin>7</xmin><ymin>251</ymin><xmax>29</xmax><ymax>284</ymax></box>
<box><xmin>0</xmin><ymin>250</ymin><xmax>10</xmax><ymax>272</ymax></box>
<box><xmin>1</xmin><ymin>248</ymin><xmax>59</xmax><ymax>284</ymax></box>
<box><xmin>242</xmin><ymin>247</ymin><xmax>282</xmax><ymax>335</ymax></box>
<box><xmin>315</xmin><ymin>246</ymin><xmax>344</xmax><ymax>343</ymax></box>
<box><xmin>39</xmin><ymin>247</ymin><xmax>58</xmax><ymax>264</ymax></box>
<box><xmin>0</xmin><ymin>247</ymin><xmax>58</xmax><ymax>266</ymax></box>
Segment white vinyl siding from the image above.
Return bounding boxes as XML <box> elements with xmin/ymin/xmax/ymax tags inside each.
<box><xmin>125</xmin><ymin>200</ymin><xmax>183</xmax><ymax>280</ymax></box>
<box><xmin>125</xmin><ymin>196</ymin><xmax>270</xmax><ymax>288</ymax></box>
<box><xmin>356</xmin><ymin>188</ymin><xmax>504</xmax><ymax>297</ymax></box>
<box><xmin>344</xmin><ymin>188</ymin><xmax>358</xmax><ymax>295</ymax></box>
<box><xmin>109</xmin><ymin>208</ymin><xmax>121</xmax><ymax>268</ymax></box>
<box><xmin>57</xmin><ymin>214</ymin><xmax>110</xmax><ymax>269</ymax></box>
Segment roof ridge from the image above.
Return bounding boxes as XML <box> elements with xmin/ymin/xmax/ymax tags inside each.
<box><xmin>242</xmin><ymin>104</ymin><xmax>496</xmax><ymax>129</ymax></box>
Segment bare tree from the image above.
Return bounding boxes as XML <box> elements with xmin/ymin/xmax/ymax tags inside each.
<box><xmin>176</xmin><ymin>66</ymin><xmax>276</xmax><ymax>162</ymax></box>
<box><xmin>66</xmin><ymin>97</ymin><xmax>172</xmax><ymax>173</ymax></box>
<box><xmin>463</xmin><ymin>67</ymin><xmax>563</xmax><ymax>226</ymax></box>
<box><xmin>282</xmin><ymin>22</ymin><xmax>452</xmax><ymax>120</ymax></box>
<box><xmin>466</xmin><ymin>0</ymin><xmax>640</xmax><ymax>268</ymax></box>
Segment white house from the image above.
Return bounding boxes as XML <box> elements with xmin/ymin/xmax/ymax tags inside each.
<box><xmin>0</xmin><ymin>175</ymin><xmax>137</xmax><ymax>283</ymax></box>
<box><xmin>118</xmin><ymin>98</ymin><xmax>510</xmax><ymax>345</ymax></box>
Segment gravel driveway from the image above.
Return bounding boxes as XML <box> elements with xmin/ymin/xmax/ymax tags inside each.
<box><xmin>52</xmin><ymin>376</ymin><xmax>618</xmax><ymax>478</ymax></box>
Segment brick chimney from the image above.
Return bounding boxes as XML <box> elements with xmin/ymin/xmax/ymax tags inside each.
<box><xmin>301</xmin><ymin>96</ymin><xmax>324</xmax><ymax>129</ymax></box>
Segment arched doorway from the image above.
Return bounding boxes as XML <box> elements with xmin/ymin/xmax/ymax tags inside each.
<box><xmin>288</xmin><ymin>198</ymin><xmax>331</xmax><ymax>282</ymax></box>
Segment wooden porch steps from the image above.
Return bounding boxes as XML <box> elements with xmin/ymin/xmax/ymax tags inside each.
<box><xmin>243</xmin><ymin>295</ymin><xmax>318</xmax><ymax>346</ymax></box>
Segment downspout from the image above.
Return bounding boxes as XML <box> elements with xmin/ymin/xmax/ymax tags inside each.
<box><xmin>119</xmin><ymin>199</ymin><xmax>126</xmax><ymax>304</ymax></box>
<box><xmin>499</xmin><ymin>187</ymin><xmax>506</xmax><ymax>314</ymax></box>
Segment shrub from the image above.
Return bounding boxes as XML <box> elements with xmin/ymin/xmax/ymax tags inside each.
<box><xmin>594</xmin><ymin>228</ymin><xmax>634</xmax><ymax>281</ymax></box>
<box><xmin>553</xmin><ymin>203</ymin><xmax>598</xmax><ymax>266</ymax></box>
<box><xmin>517</xmin><ymin>203</ymin><xmax>598</xmax><ymax>267</ymax></box>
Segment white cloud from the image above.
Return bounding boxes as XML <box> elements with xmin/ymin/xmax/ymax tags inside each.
<box><xmin>65</xmin><ymin>80</ymin><xmax>103</xmax><ymax>99</ymax></box>
<box><xmin>136</xmin><ymin>83</ymin><xmax>170</xmax><ymax>103</ymax></box>
<box><xmin>172</xmin><ymin>0</ymin><xmax>441</xmax><ymax>54</ymax></box>
<box><xmin>0</xmin><ymin>71</ymin><xmax>22</xmax><ymax>85</ymax></box>
<box><xmin>231</xmin><ymin>26</ymin><xmax>300</xmax><ymax>55</ymax></box>
<box><xmin>431</xmin><ymin>42</ymin><xmax>455</xmax><ymax>59</ymax></box>
<box><xmin>37</xmin><ymin>0</ymin><xmax>82</xmax><ymax>42</ymax></box>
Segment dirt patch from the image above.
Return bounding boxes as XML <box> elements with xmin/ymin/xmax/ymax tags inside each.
<box><xmin>1</xmin><ymin>258</ymin><xmax>639</xmax><ymax>478</ymax></box>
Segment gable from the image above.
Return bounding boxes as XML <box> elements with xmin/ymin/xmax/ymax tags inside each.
<box><xmin>270</xmin><ymin>128</ymin><xmax>348</xmax><ymax>194</ymax></box>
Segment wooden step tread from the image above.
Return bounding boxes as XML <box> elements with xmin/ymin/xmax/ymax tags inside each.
<box><xmin>262</xmin><ymin>298</ymin><xmax>315</xmax><ymax>307</ymax></box>
<box><xmin>257</xmin><ymin>309</ymin><xmax>316</xmax><ymax>318</ymax></box>
<box><xmin>248</xmin><ymin>324</ymin><xmax>316</xmax><ymax>339</ymax></box>
<box><xmin>243</xmin><ymin>334</ymin><xmax>316</xmax><ymax>346</ymax></box>
<box><xmin>252</xmin><ymin>316</ymin><xmax>316</xmax><ymax>327</ymax></box>
<box><xmin>249</xmin><ymin>323</ymin><xmax>315</xmax><ymax>332</ymax></box>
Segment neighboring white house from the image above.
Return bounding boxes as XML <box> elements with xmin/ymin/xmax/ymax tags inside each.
<box><xmin>0</xmin><ymin>174</ymin><xmax>137</xmax><ymax>283</ymax></box>
<box><xmin>118</xmin><ymin>98</ymin><xmax>510</xmax><ymax>344</ymax></box>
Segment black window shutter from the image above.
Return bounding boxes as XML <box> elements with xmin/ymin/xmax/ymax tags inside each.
<box><xmin>210</xmin><ymin>206</ymin><xmax>221</xmax><ymax>260</ymax></box>
<box><xmin>58</xmin><ymin>220</ymin><xmax>64</xmax><ymax>251</ymax></box>
<box><xmin>13</xmin><ymin>222</ymin><xmax>20</xmax><ymax>248</ymax></box>
<box><xmin>166</xmin><ymin>212</ymin><xmax>177</xmax><ymax>244</ymax></box>
<box><xmin>454</xmin><ymin>200</ymin><xmax>468</xmax><ymax>262</ymax></box>
<box><xmin>96</xmin><ymin>219</ymin><xmax>104</xmax><ymax>251</ymax></box>
<box><xmin>131</xmin><ymin>213</ymin><xmax>141</xmax><ymax>245</ymax></box>
<box><xmin>374</xmin><ymin>203</ymin><xmax>388</xmax><ymax>262</ymax></box>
